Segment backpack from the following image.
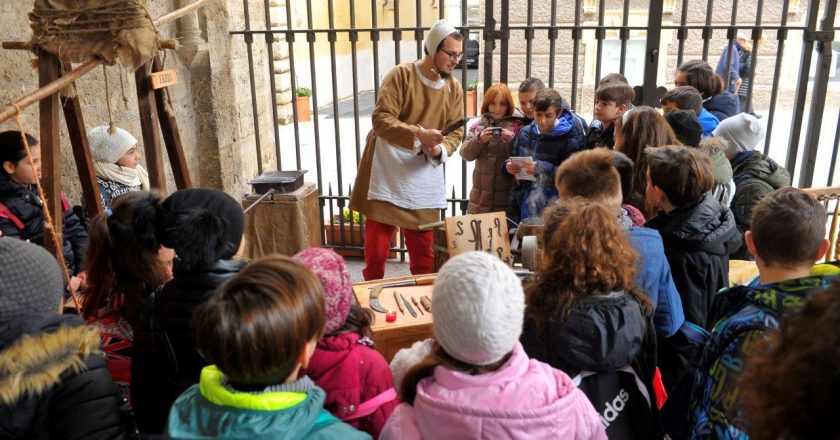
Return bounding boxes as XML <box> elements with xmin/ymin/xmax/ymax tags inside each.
<box><xmin>573</xmin><ymin>366</ymin><xmax>663</xmax><ymax>440</ymax></box>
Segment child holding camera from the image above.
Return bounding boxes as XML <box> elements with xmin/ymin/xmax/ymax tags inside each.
<box><xmin>461</xmin><ymin>83</ymin><xmax>525</xmax><ymax>214</ymax></box>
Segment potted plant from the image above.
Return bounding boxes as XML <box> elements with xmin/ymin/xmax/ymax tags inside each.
<box><xmin>465</xmin><ymin>79</ymin><xmax>479</xmax><ymax>117</ymax></box>
<box><xmin>295</xmin><ymin>87</ymin><xmax>312</xmax><ymax>122</ymax></box>
<box><xmin>324</xmin><ymin>208</ymin><xmax>398</xmax><ymax>257</ymax></box>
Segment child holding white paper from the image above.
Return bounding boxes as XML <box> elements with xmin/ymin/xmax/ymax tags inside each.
<box><xmin>503</xmin><ymin>89</ymin><xmax>586</xmax><ymax>222</ymax></box>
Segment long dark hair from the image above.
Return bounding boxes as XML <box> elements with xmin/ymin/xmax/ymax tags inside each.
<box><xmin>329</xmin><ymin>304</ymin><xmax>374</xmax><ymax>339</ymax></box>
<box><xmin>82</xmin><ymin>192</ymin><xmax>167</xmax><ymax>325</ymax></box>
<box><xmin>400</xmin><ymin>341</ymin><xmax>511</xmax><ymax>404</ymax></box>
<box><xmin>526</xmin><ymin>201</ymin><xmax>649</xmax><ymax>335</ymax></box>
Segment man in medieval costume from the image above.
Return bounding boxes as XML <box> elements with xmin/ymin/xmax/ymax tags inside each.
<box><xmin>349</xmin><ymin>20</ymin><xmax>465</xmax><ymax>280</ymax></box>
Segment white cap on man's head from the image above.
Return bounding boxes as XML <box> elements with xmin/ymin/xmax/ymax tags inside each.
<box><xmin>424</xmin><ymin>20</ymin><xmax>458</xmax><ymax>56</ymax></box>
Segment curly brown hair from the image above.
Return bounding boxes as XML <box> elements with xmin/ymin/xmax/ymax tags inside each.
<box><xmin>525</xmin><ymin>201</ymin><xmax>649</xmax><ymax>334</ymax></box>
<box><xmin>739</xmin><ymin>285</ymin><xmax>840</xmax><ymax>440</ymax></box>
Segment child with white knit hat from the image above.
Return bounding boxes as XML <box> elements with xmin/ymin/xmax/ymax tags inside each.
<box><xmin>381</xmin><ymin>251</ymin><xmax>606</xmax><ymax>440</ymax></box>
<box><xmin>87</xmin><ymin>125</ymin><xmax>150</xmax><ymax>208</ymax></box>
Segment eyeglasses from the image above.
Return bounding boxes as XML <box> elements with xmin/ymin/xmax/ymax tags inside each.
<box><xmin>439</xmin><ymin>48</ymin><xmax>463</xmax><ymax>62</ymax></box>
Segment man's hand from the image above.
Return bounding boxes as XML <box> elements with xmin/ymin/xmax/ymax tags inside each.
<box><xmin>506</xmin><ymin>161</ymin><xmax>521</xmax><ymax>175</ymax></box>
<box><xmin>416</xmin><ymin>128</ymin><xmax>444</xmax><ymax>147</ymax></box>
<box><xmin>422</xmin><ymin>144</ymin><xmax>442</xmax><ymax>158</ymax></box>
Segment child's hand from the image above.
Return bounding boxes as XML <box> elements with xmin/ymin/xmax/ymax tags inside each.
<box><xmin>500</xmin><ymin>129</ymin><xmax>515</xmax><ymax>142</ymax></box>
<box><xmin>479</xmin><ymin>127</ymin><xmax>494</xmax><ymax>143</ymax></box>
<box><xmin>506</xmin><ymin>161</ymin><xmax>521</xmax><ymax>175</ymax></box>
<box><xmin>76</xmin><ymin>271</ymin><xmax>88</xmax><ymax>290</ymax></box>
<box><xmin>67</xmin><ymin>276</ymin><xmax>82</xmax><ymax>294</ymax></box>
<box><xmin>523</xmin><ymin>160</ymin><xmax>536</xmax><ymax>175</ymax></box>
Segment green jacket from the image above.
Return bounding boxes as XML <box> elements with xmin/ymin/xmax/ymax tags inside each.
<box><xmin>729</xmin><ymin>151</ymin><xmax>790</xmax><ymax>259</ymax></box>
<box><xmin>166</xmin><ymin>366</ymin><xmax>371</xmax><ymax>439</ymax></box>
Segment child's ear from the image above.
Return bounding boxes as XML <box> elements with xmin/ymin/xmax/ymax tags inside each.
<box><xmin>297</xmin><ymin>338</ymin><xmax>319</xmax><ymax>370</ymax></box>
<box><xmin>2</xmin><ymin>161</ymin><xmax>15</xmax><ymax>175</ymax></box>
<box><xmin>618</xmin><ymin>103</ymin><xmax>628</xmax><ymax>113</ymax></box>
<box><xmin>815</xmin><ymin>238</ymin><xmax>830</xmax><ymax>261</ymax></box>
<box><xmin>744</xmin><ymin>231</ymin><xmax>757</xmax><ymax>257</ymax></box>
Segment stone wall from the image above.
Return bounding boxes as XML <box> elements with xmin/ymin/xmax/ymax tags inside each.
<box><xmin>0</xmin><ymin>0</ymin><xmax>276</xmax><ymax>203</ymax></box>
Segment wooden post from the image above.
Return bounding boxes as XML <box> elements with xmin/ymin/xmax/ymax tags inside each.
<box><xmin>135</xmin><ymin>60</ymin><xmax>166</xmax><ymax>190</ymax></box>
<box><xmin>153</xmin><ymin>55</ymin><xmax>192</xmax><ymax>189</ymax></box>
<box><xmin>61</xmin><ymin>94</ymin><xmax>104</xmax><ymax>218</ymax></box>
<box><xmin>38</xmin><ymin>51</ymin><xmax>62</xmax><ymax>253</ymax></box>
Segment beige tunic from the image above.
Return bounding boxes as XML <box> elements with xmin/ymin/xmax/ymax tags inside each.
<box><xmin>349</xmin><ymin>62</ymin><xmax>465</xmax><ymax>230</ymax></box>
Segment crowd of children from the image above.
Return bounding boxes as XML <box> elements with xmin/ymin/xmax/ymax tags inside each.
<box><xmin>0</xmin><ymin>56</ymin><xmax>837</xmax><ymax>440</ymax></box>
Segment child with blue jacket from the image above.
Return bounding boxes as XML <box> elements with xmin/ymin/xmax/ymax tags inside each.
<box><xmin>503</xmin><ymin>88</ymin><xmax>586</xmax><ymax>222</ymax></box>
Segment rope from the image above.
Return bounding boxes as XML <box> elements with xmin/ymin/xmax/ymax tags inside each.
<box><xmin>119</xmin><ymin>67</ymin><xmax>129</xmax><ymax>109</ymax></box>
<box><xmin>8</xmin><ymin>103</ymin><xmax>82</xmax><ymax>315</ymax></box>
<box><xmin>102</xmin><ymin>65</ymin><xmax>117</xmax><ymax>134</ymax></box>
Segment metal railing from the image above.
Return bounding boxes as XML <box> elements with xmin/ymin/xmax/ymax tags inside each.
<box><xmin>231</xmin><ymin>0</ymin><xmax>840</xmax><ymax>257</ymax></box>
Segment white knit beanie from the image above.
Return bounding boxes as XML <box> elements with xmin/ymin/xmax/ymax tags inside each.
<box><xmin>424</xmin><ymin>19</ymin><xmax>457</xmax><ymax>56</ymax></box>
<box><xmin>432</xmin><ymin>251</ymin><xmax>524</xmax><ymax>366</ymax></box>
<box><xmin>87</xmin><ymin>125</ymin><xmax>138</xmax><ymax>164</ymax></box>
<box><xmin>713</xmin><ymin>112</ymin><xmax>765</xmax><ymax>153</ymax></box>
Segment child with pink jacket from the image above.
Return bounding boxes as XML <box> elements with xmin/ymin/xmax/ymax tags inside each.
<box><xmin>381</xmin><ymin>252</ymin><xmax>606</xmax><ymax>440</ymax></box>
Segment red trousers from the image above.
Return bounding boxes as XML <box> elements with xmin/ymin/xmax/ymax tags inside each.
<box><xmin>362</xmin><ymin>218</ymin><xmax>434</xmax><ymax>280</ymax></box>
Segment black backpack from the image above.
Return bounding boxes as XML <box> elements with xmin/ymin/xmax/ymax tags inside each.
<box><xmin>573</xmin><ymin>366</ymin><xmax>663</xmax><ymax>440</ymax></box>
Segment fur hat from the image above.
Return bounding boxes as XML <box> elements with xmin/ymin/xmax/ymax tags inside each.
<box><xmin>87</xmin><ymin>126</ymin><xmax>138</xmax><ymax>164</ymax></box>
<box><xmin>713</xmin><ymin>112</ymin><xmax>765</xmax><ymax>153</ymax></box>
<box><xmin>158</xmin><ymin>189</ymin><xmax>244</xmax><ymax>271</ymax></box>
<box><xmin>432</xmin><ymin>252</ymin><xmax>524</xmax><ymax>366</ymax></box>
<box><xmin>665</xmin><ymin>109</ymin><xmax>702</xmax><ymax>147</ymax></box>
<box><xmin>294</xmin><ymin>248</ymin><xmax>354</xmax><ymax>335</ymax></box>
<box><xmin>424</xmin><ymin>20</ymin><xmax>457</xmax><ymax>56</ymax></box>
<box><xmin>0</xmin><ymin>239</ymin><xmax>64</xmax><ymax>321</ymax></box>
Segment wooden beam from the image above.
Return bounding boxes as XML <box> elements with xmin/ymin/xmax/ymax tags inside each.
<box><xmin>0</xmin><ymin>58</ymin><xmax>101</xmax><ymax>124</ymax></box>
<box><xmin>153</xmin><ymin>55</ymin><xmax>192</xmax><ymax>189</ymax></box>
<box><xmin>135</xmin><ymin>60</ymin><xmax>167</xmax><ymax>190</ymax></box>
<box><xmin>39</xmin><ymin>52</ymin><xmax>63</xmax><ymax>254</ymax></box>
<box><xmin>154</xmin><ymin>0</ymin><xmax>213</xmax><ymax>26</ymax></box>
<box><xmin>61</xmin><ymin>94</ymin><xmax>104</xmax><ymax>218</ymax></box>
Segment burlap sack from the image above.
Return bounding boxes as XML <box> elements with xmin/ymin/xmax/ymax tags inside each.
<box><xmin>28</xmin><ymin>0</ymin><xmax>159</xmax><ymax>69</ymax></box>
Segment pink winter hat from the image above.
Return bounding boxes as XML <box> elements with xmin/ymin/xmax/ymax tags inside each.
<box><xmin>293</xmin><ymin>248</ymin><xmax>355</xmax><ymax>335</ymax></box>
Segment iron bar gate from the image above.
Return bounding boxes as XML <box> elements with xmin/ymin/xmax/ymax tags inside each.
<box><xmin>231</xmin><ymin>0</ymin><xmax>840</xmax><ymax>257</ymax></box>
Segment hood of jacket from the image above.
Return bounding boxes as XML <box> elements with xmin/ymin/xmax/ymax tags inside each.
<box><xmin>647</xmin><ymin>195</ymin><xmax>741</xmax><ymax>256</ymax></box>
<box><xmin>547</xmin><ymin>292</ymin><xmax>648</xmax><ymax>373</ymax></box>
<box><xmin>703</xmin><ymin>92</ymin><xmax>740</xmax><ymax>121</ymax></box>
<box><xmin>408</xmin><ymin>342</ymin><xmax>600</xmax><ymax>439</ymax></box>
<box><xmin>530</xmin><ymin>110</ymin><xmax>576</xmax><ymax>139</ymax></box>
<box><xmin>709</xmin><ymin>150</ymin><xmax>733</xmax><ymax>185</ymax></box>
<box><xmin>167</xmin><ymin>367</ymin><xmax>369</xmax><ymax>439</ymax></box>
<box><xmin>0</xmin><ymin>314</ymin><xmax>100</xmax><ymax>406</ymax></box>
<box><xmin>709</xmin><ymin>264</ymin><xmax>840</xmax><ymax>330</ymax></box>
<box><xmin>731</xmin><ymin>151</ymin><xmax>790</xmax><ymax>190</ymax></box>
<box><xmin>302</xmin><ymin>332</ymin><xmax>362</xmax><ymax>383</ymax></box>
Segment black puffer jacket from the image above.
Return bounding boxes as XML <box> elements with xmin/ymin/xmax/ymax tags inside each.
<box><xmin>0</xmin><ymin>175</ymin><xmax>88</xmax><ymax>274</ymax></box>
<box><xmin>0</xmin><ymin>314</ymin><xmax>124</xmax><ymax>439</ymax></box>
<box><xmin>647</xmin><ymin>195</ymin><xmax>742</xmax><ymax>330</ymax></box>
<box><xmin>521</xmin><ymin>292</ymin><xmax>661</xmax><ymax>439</ymax></box>
<box><xmin>729</xmin><ymin>150</ymin><xmax>791</xmax><ymax>260</ymax></box>
<box><xmin>130</xmin><ymin>259</ymin><xmax>246</xmax><ymax>434</ymax></box>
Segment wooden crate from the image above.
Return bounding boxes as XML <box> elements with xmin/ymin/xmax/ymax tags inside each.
<box><xmin>353</xmin><ymin>275</ymin><xmax>435</xmax><ymax>362</ymax></box>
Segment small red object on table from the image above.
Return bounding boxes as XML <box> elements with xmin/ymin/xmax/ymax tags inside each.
<box><xmin>385</xmin><ymin>310</ymin><xmax>397</xmax><ymax>322</ymax></box>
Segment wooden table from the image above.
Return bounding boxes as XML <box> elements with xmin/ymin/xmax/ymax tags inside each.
<box><xmin>353</xmin><ymin>275</ymin><xmax>435</xmax><ymax>362</ymax></box>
